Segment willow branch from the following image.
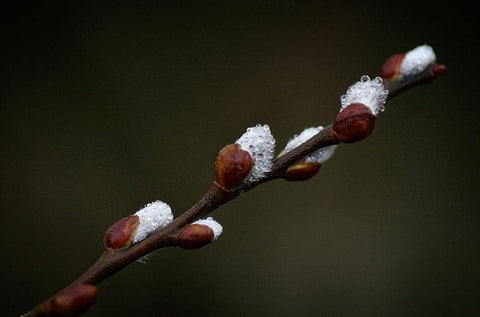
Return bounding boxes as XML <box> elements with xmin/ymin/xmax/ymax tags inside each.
<box><xmin>22</xmin><ymin>51</ymin><xmax>446</xmax><ymax>317</ymax></box>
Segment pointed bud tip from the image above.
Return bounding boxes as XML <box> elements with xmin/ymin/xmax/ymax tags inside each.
<box><xmin>433</xmin><ymin>64</ymin><xmax>447</xmax><ymax>78</ymax></box>
<box><xmin>215</xmin><ymin>143</ymin><xmax>253</xmax><ymax>190</ymax></box>
<box><xmin>333</xmin><ymin>103</ymin><xmax>376</xmax><ymax>143</ymax></box>
<box><xmin>285</xmin><ymin>162</ymin><xmax>321</xmax><ymax>181</ymax></box>
<box><xmin>178</xmin><ymin>224</ymin><xmax>215</xmax><ymax>250</ymax></box>
<box><xmin>48</xmin><ymin>284</ymin><xmax>98</xmax><ymax>317</ymax></box>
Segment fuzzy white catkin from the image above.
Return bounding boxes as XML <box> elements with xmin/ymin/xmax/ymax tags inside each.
<box><xmin>283</xmin><ymin>126</ymin><xmax>337</xmax><ymax>163</ymax></box>
<box><xmin>400</xmin><ymin>45</ymin><xmax>436</xmax><ymax>77</ymax></box>
<box><xmin>192</xmin><ymin>217</ymin><xmax>223</xmax><ymax>240</ymax></box>
<box><xmin>133</xmin><ymin>200</ymin><xmax>173</xmax><ymax>244</ymax></box>
<box><xmin>340</xmin><ymin>75</ymin><xmax>388</xmax><ymax>116</ymax></box>
<box><xmin>235</xmin><ymin>124</ymin><xmax>275</xmax><ymax>182</ymax></box>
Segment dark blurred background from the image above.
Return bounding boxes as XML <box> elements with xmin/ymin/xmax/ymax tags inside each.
<box><xmin>1</xmin><ymin>2</ymin><xmax>478</xmax><ymax>316</ymax></box>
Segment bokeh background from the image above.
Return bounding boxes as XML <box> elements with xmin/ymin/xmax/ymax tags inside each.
<box><xmin>2</xmin><ymin>2</ymin><xmax>478</xmax><ymax>316</ymax></box>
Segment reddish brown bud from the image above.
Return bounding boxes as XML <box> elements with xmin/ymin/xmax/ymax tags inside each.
<box><xmin>104</xmin><ymin>215</ymin><xmax>140</xmax><ymax>250</ymax></box>
<box><xmin>380</xmin><ymin>53</ymin><xmax>406</xmax><ymax>81</ymax></box>
<box><xmin>284</xmin><ymin>162</ymin><xmax>321</xmax><ymax>181</ymax></box>
<box><xmin>177</xmin><ymin>224</ymin><xmax>214</xmax><ymax>250</ymax></box>
<box><xmin>48</xmin><ymin>284</ymin><xmax>98</xmax><ymax>317</ymax></box>
<box><xmin>214</xmin><ymin>143</ymin><xmax>253</xmax><ymax>190</ymax></box>
<box><xmin>333</xmin><ymin>103</ymin><xmax>376</xmax><ymax>143</ymax></box>
<box><xmin>432</xmin><ymin>64</ymin><xmax>447</xmax><ymax>78</ymax></box>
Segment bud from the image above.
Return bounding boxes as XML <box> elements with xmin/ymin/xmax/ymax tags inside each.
<box><xmin>104</xmin><ymin>215</ymin><xmax>140</xmax><ymax>250</ymax></box>
<box><xmin>178</xmin><ymin>217</ymin><xmax>223</xmax><ymax>250</ymax></box>
<box><xmin>432</xmin><ymin>63</ymin><xmax>447</xmax><ymax>78</ymax></box>
<box><xmin>380</xmin><ymin>53</ymin><xmax>405</xmax><ymax>81</ymax></box>
<box><xmin>48</xmin><ymin>284</ymin><xmax>98</xmax><ymax>317</ymax></box>
<box><xmin>333</xmin><ymin>75</ymin><xmax>388</xmax><ymax>143</ymax></box>
<box><xmin>380</xmin><ymin>45</ymin><xmax>436</xmax><ymax>82</ymax></box>
<box><xmin>177</xmin><ymin>224</ymin><xmax>213</xmax><ymax>250</ymax></box>
<box><xmin>284</xmin><ymin>162</ymin><xmax>321</xmax><ymax>181</ymax></box>
<box><xmin>215</xmin><ymin>144</ymin><xmax>253</xmax><ymax>190</ymax></box>
<box><xmin>333</xmin><ymin>102</ymin><xmax>376</xmax><ymax>143</ymax></box>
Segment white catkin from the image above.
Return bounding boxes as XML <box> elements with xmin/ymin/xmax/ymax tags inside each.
<box><xmin>340</xmin><ymin>75</ymin><xmax>388</xmax><ymax>116</ymax></box>
<box><xmin>235</xmin><ymin>124</ymin><xmax>275</xmax><ymax>182</ymax></box>
<box><xmin>283</xmin><ymin>126</ymin><xmax>337</xmax><ymax>163</ymax></box>
<box><xmin>400</xmin><ymin>45</ymin><xmax>436</xmax><ymax>77</ymax></box>
<box><xmin>133</xmin><ymin>200</ymin><xmax>173</xmax><ymax>244</ymax></box>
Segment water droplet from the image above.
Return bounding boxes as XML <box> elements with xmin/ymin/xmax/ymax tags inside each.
<box><xmin>373</xmin><ymin>77</ymin><xmax>383</xmax><ymax>85</ymax></box>
<box><xmin>360</xmin><ymin>75</ymin><xmax>370</xmax><ymax>82</ymax></box>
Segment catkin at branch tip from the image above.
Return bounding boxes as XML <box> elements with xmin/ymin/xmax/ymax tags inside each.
<box><xmin>400</xmin><ymin>44</ymin><xmax>436</xmax><ymax>77</ymax></box>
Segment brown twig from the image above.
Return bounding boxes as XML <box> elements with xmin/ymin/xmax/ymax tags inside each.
<box><xmin>22</xmin><ymin>54</ymin><xmax>446</xmax><ymax>317</ymax></box>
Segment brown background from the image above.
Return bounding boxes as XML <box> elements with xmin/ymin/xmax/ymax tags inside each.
<box><xmin>2</xmin><ymin>2</ymin><xmax>479</xmax><ymax>316</ymax></box>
